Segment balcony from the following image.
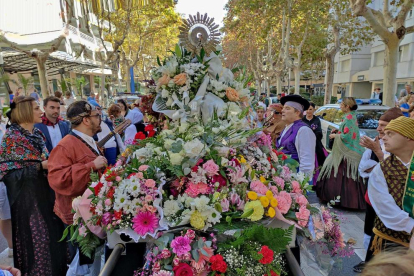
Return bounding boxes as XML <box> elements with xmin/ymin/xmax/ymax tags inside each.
<box><xmin>64</xmin><ymin>23</ymin><xmax>113</xmax><ymax>52</ymax></box>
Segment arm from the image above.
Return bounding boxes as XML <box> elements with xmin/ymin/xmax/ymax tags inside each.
<box><xmin>313</xmin><ymin>118</ymin><xmax>323</xmax><ymax>140</ymax></box>
<box><xmin>295</xmin><ymin>127</ymin><xmax>316</xmax><ymax>176</ymax></box>
<box><xmin>48</xmin><ymin>145</ymin><xmax>96</xmax><ymax>197</ymax></box>
<box><xmin>400</xmin><ymin>103</ymin><xmax>410</xmax><ymax>112</ymax></box>
<box><xmin>368</xmin><ymin>164</ymin><xmax>414</xmax><ymax>233</ymax></box>
<box><xmin>358</xmin><ymin>149</ymin><xmax>377</xmax><ymax>178</ymax></box>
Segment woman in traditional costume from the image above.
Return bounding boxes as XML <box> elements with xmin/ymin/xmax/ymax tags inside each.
<box><xmin>0</xmin><ymin>96</ymin><xmax>68</xmax><ymax>275</ymax></box>
<box><xmin>316</xmin><ymin>97</ymin><xmax>366</xmax><ymax>209</ymax></box>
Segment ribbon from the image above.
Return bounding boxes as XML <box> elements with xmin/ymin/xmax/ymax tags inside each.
<box><xmin>403</xmin><ymin>151</ymin><xmax>414</xmax><ymax>218</ymax></box>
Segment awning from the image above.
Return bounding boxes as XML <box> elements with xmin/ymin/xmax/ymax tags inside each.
<box><xmin>0</xmin><ymin>47</ymin><xmax>111</xmax><ymax>76</ymax></box>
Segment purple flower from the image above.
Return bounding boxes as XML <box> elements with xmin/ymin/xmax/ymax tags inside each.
<box><xmin>221</xmin><ymin>198</ymin><xmax>229</xmax><ymax>212</ymax></box>
<box><xmin>102</xmin><ymin>212</ymin><xmax>113</xmax><ymax>226</ymax></box>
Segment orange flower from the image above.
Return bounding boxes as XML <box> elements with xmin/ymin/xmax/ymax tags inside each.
<box><xmin>226</xmin><ymin>87</ymin><xmax>240</xmax><ymax>102</ymax></box>
<box><xmin>173</xmin><ymin>73</ymin><xmax>187</xmax><ymax>86</ymax></box>
<box><xmin>158</xmin><ymin>74</ymin><xmax>171</xmax><ymax>86</ymax></box>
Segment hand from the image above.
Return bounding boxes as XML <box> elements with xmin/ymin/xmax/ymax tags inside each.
<box><xmin>329</xmin><ymin>133</ymin><xmax>337</xmax><ymax>139</ymax></box>
<box><xmin>364</xmin><ymin>166</ymin><xmax>375</xmax><ymax>173</ymax></box>
<box><xmin>41</xmin><ymin>160</ymin><xmax>48</xmax><ymax>170</ymax></box>
<box><xmin>360</xmin><ymin>136</ymin><xmax>381</xmax><ymax>151</ymax></box>
<box><xmin>93</xmin><ymin>156</ymin><xmax>107</xmax><ymax>169</ymax></box>
<box><xmin>0</xmin><ymin>265</ymin><xmax>21</xmax><ymax>276</ymax></box>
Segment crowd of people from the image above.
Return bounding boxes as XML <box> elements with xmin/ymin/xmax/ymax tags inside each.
<box><xmin>0</xmin><ymin>91</ymin><xmax>412</xmax><ymax>275</ymax></box>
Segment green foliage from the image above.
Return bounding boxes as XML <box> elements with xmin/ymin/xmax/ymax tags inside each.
<box><xmin>310</xmin><ymin>95</ymin><xmax>324</xmax><ymax>107</ymax></box>
<box><xmin>217</xmin><ymin>224</ymin><xmax>293</xmax><ymax>254</ymax></box>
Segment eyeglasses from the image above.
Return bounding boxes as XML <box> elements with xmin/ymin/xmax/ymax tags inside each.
<box><xmin>88</xmin><ymin>114</ymin><xmax>102</xmax><ymax>120</ymax></box>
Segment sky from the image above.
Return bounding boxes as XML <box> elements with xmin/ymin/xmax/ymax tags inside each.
<box><xmin>175</xmin><ymin>0</ymin><xmax>228</xmax><ymax>28</ymax></box>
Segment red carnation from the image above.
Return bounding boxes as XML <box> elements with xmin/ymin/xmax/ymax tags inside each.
<box><xmin>210</xmin><ymin>254</ymin><xmax>227</xmax><ymax>273</ymax></box>
<box><xmin>106</xmin><ymin>187</ymin><xmax>115</xmax><ymax>199</ymax></box>
<box><xmin>264</xmin><ymin>271</ymin><xmax>279</xmax><ymax>276</ymax></box>
<box><xmin>191</xmin><ymin>159</ymin><xmax>204</xmax><ymax>172</ymax></box>
<box><xmin>94</xmin><ymin>182</ymin><xmax>103</xmax><ymax>196</ymax></box>
<box><xmin>148</xmin><ymin>130</ymin><xmax>156</xmax><ymax>137</ymax></box>
<box><xmin>135</xmin><ymin>132</ymin><xmax>146</xmax><ymax>140</ymax></box>
<box><xmin>258</xmin><ymin>245</ymin><xmax>274</xmax><ymax>264</ymax></box>
<box><xmin>114</xmin><ymin>210</ymin><xmax>122</xmax><ymax>220</ymax></box>
<box><xmin>145</xmin><ymin>124</ymin><xmax>154</xmax><ymax>131</ymax></box>
<box><xmin>173</xmin><ymin>262</ymin><xmax>193</xmax><ymax>276</ymax></box>
<box><xmin>281</xmin><ymin>154</ymin><xmax>288</xmax><ymax>160</ymax></box>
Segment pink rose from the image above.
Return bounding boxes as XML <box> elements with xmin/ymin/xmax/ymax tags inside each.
<box><xmin>276</xmin><ymin>191</ymin><xmax>292</xmax><ymax>214</ymax></box>
<box><xmin>115</xmin><ymin>176</ymin><xmax>122</xmax><ymax>182</ymax></box>
<box><xmin>250</xmin><ymin>180</ymin><xmax>268</xmax><ymax>195</ymax></box>
<box><xmin>139</xmin><ymin>165</ymin><xmax>149</xmax><ymax>171</ymax></box>
<box><xmin>160</xmin><ymin>249</ymin><xmax>172</xmax><ymax>259</ymax></box>
<box><xmin>185</xmin><ymin>182</ymin><xmax>210</xmax><ymax>198</ymax></box>
<box><xmin>291</xmin><ymin>181</ymin><xmax>302</xmax><ymax>194</ymax></box>
<box><xmin>296</xmin><ymin>205</ymin><xmax>310</xmax><ymax>227</ymax></box>
<box><xmin>185</xmin><ymin>229</ymin><xmax>196</xmax><ymax>240</ymax></box>
<box><xmin>137</xmin><ymin>172</ymin><xmax>144</xmax><ymax>179</ymax></box>
<box><xmin>104</xmin><ymin>198</ymin><xmax>112</xmax><ymax>206</ymax></box>
<box><xmin>145</xmin><ymin>195</ymin><xmax>153</xmax><ymax>202</ymax></box>
<box><xmin>273</xmin><ymin>176</ymin><xmax>285</xmax><ymax>190</ymax></box>
<box><xmin>203</xmin><ymin>160</ymin><xmax>219</xmax><ymax>177</ymax></box>
<box><xmin>145</xmin><ymin>179</ymin><xmax>156</xmax><ymax>188</ymax></box>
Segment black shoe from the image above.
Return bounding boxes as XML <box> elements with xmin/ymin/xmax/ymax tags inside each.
<box><xmin>353</xmin><ymin>261</ymin><xmax>365</xmax><ymax>273</ymax></box>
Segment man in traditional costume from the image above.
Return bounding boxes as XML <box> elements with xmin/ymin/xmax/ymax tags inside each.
<box><xmin>366</xmin><ymin>116</ymin><xmax>414</xmax><ymax>261</ymax></box>
<box><xmin>277</xmin><ymin>95</ymin><xmax>316</xmax><ymax>177</ymax></box>
<box><xmin>353</xmin><ymin>107</ymin><xmax>403</xmax><ymax>273</ymax></box>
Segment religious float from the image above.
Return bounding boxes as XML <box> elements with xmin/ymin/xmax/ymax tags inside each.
<box><xmin>63</xmin><ymin>13</ymin><xmax>352</xmax><ymax>276</ymax></box>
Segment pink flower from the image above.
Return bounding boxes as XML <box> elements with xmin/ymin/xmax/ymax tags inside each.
<box><xmin>203</xmin><ymin>160</ymin><xmax>219</xmax><ymax>176</ymax></box>
<box><xmin>270</xmin><ymin>186</ymin><xmax>279</xmax><ymax>195</ymax></box>
<box><xmin>145</xmin><ymin>195</ymin><xmax>153</xmax><ymax>202</ymax></box>
<box><xmin>295</xmin><ymin>194</ymin><xmax>308</xmax><ymax>207</ymax></box>
<box><xmin>185</xmin><ymin>229</ymin><xmax>196</xmax><ymax>240</ymax></box>
<box><xmin>291</xmin><ymin>181</ymin><xmax>302</xmax><ymax>194</ymax></box>
<box><xmin>229</xmin><ymin>192</ymin><xmax>241</xmax><ymax>205</ymax></box>
<box><xmin>296</xmin><ymin>205</ymin><xmax>310</xmax><ymax>227</ymax></box>
<box><xmin>171</xmin><ymin>236</ymin><xmax>191</xmax><ymax>256</ymax></box>
<box><xmin>152</xmin><ymin>262</ymin><xmax>161</xmax><ymax>272</ymax></box>
<box><xmin>276</xmin><ymin>191</ymin><xmax>292</xmax><ymax>214</ymax></box>
<box><xmin>104</xmin><ymin>198</ymin><xmax>112</xmax><ymax>206</ymax></box>
<box><xmin>115</xmin><ymin>176</ymin><xmax>122</xmax><ymax>182</ymax></box>
<box><xmin>173</xmin><ymin>256</ymin><xmax>181</xmax><ymax>266</ymax></box>
<box><xmin>160</xmin><ymin>249</ymin><xmax>172</xmax><ymax>259</ymax></box>
<box><xmin>237</xmin><ymin>199</ymin><xmax>245</xmax><ymax>211</ymax></box>
<box><xmin>145</xmin><ymin>179</ymin><xmax>156</xmax><ymax>188</ymax></box>
<box><xmin>102</xmin><ymin>212</ymin><xmax>112</xmax><ymax>226</ymax></box>
<box><xmin>107</xmin><ymin>181</ymin><xmax>113</xmax><ymax>187</ymax></box>
<box><xmin>137</xmin><ymin>172</ymin><xmax>144</xmax><ymax>179</ymax></box>
<box><xmin>132</xmin><ymin>211</ymin><xmax>159</xmax><ymax>236</ymax></box>
<box><xmin>78</xmin><ymin>225</ymin><xmax>87</xmax><ymax>237</ymax></box>
<box><xmin>221</xmin><ymin>198</ymin><xmax>229</xmax><ymax>212</ymax></box>
<box><xmin>273</xmin><ymin>176</ymin><xmax>285</xmax><ymax>190</ymax></box>
<box><xmin>185</xmin><ymin>182</ymin><xmax>210</xmax><ymax>198</ymax></box>
<box><xmin>281</xmin><ymin>166</ymin><xmax>291</xmax><ymax>180</ymax></box>
<box><xmin>250</xmin><ymin>180</ymin><xmax>268</xmax><ymax>195</ymax></box>
<box><xmin>139</xmin><ymin>165</ymin><xmax>149</xmax><ymax>171</ymax></box>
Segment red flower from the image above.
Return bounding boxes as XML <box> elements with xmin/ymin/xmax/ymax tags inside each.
<box><xmin>346</xmin><ymin>114</ymin><xmax>353</xmax><ymax>120</ymax></box>
<box><xmin>211</xmin><ymin>174</ymin><xmax>227</xmax><ymax>190</ymax></box>
<box><xmin>94</xmin><ymin>182</ymin><xmax>103</xmax><ymax>196</ymax></box>
<box><xmin>281</xmin><ymin>154</ymin><xmax>288</xmax><ymax>160</ymax></box>
<box><xmin>338</xmin><ymin>131</ymin><xmax>341</xmax><ymax>134</ymax></box>
<box><xmin>352</xmin><ymin>132</ymin><xmax>357</xmax><ymax>139</ymax></box>
<box><xmin>90</xmin><ymin>206</ymin><xmax>96</xmax><ymax>215</ymax></box>
<box><xmin>191</xmin><ymin>159</ymin><xmax>204</xmax><ymax>172</ymax></box>
<box><xmin>114</xmin><ymin>210</ymin><xmax>122</xmax><ymax>220</ymax></box>
<box><xmin>106</xmin><ymin>187</ymin><xmax>115</xmax><ymax>199</ymax></box>
<box><xmin>173</xmin><ymin>262</ymin><xmax>193</xmax><ymax>276</ymax></box>
<box><xmin>264</xmin><ymin>271</ymin><xmax>279</xmax><ymax>276</ymax></box>
<box><xmin>210</xmin><ymin>254</ymin><xmax>227</xmax><ymax>273</ymax></box>
<box><xmin>145</xmin><ymin>124</ymin><xmax>154</xmax><ymax>132</ymax></box>
<box><xmin>343</xmin><ymin>127</ymin><xmax>349</xmax><ymax>134</ymax></box>
<box><xmin>258</xmin><ymin>245</ymin><xmax>274</xmax><ymax>264</ymax></box>
<box><xmin>96</xmin><ymin>217</ymin><xmax>102</xmax><ymax>226</ymax></box>
<box><xmin>135</xmin><ymin>132</ymin><xmax>146</xmax><ymax>140</ymax></box>
<box><xmin>148</xmin><ymin>130</ymin><xmax>156</xmax><ymax>137</ymax></box>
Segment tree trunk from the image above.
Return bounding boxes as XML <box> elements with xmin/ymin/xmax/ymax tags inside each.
<box><xmin>294</xmin><ymin>67</ymin><xmax>300</xmax><ymax>95</ymax></box>
<box><xmin>383</xmin><ymin>39</ymin><xmax>399</xmax><ymax>107</ymax></box>
<box><xmin>35</xmin><ymin>55</ymin><xmax>50</xmax><ymax>99</ymax></box>
<box><xmin>324</xmin><ymin>53</ymin><xmax>335</xmax><ymax>105</ymax></box>
<box><xmin>256</xmin><ymin>79</ymin><xmax>262</xmax><ymax>95</ymax></box>
<box><xmin>276</xmin><ymin>75</ymin><xmax>282</xmax><ymax>95</ymax></box>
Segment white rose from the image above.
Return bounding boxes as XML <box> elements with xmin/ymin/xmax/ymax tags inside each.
<box><xmin>161</xmin><ymin>89</ymin><xmax>169</xmax><ymax>98</ymax></box>
<box><xmin>179</xmin><ymin>122</ymin><xmax>189</xmax><ymax>133</ymax></box>
<box><xmin>216</xmin><ymin>146</ymin><xmax>230</xmax><ymax>157</ymax></box>
<box><xmin>164</xmin><ymin>139</ymin><xmax>175</xmax><ymax>150</ymax></box>
<box><xmin>183</xmin><ymin>139</ymin><xmax>205</xmax><ymax>158</ymax></box>
<box><xmin>166</xmin><ymin>97</ymin><xmax>173</xmax><ymax>107</ymax></box>
<box><xmin>226</xmin><ymin>102</ymin><xmax>242</xmax><ymax>115</ymax></box>
<box><xmin>169</xmin><ymin>152</ymin><xmax>184</xmax><ymax>165</ymax></box>
<box><xmin>221</xmin><ymin>157</ymin><xmax>229</xmax><ymax>166</ymax></box>
<box><xmin>212</xmin><ymin>127</ymin><xmax>220</xmax><ymax>134</ymax></box>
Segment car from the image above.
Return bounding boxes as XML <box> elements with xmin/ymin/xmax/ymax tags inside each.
<box><xmin>315</xmin><ymin>103</ymin><xmax>390</xmax><ymax>150</ymax></box>
<box><xmin>112</xmin><ymin>95</ymin><xmax>141</xmax><ymax>106</ymax></box>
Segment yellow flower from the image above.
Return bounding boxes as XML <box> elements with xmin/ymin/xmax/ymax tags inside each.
<box><xmin>190</xmin><ymin>210</ymin><xmax>205</xmax><ymax>230</ymax></box>
<box><xmin>260</xmin><ymin>176</ymin><xmax>267</xmax><ymax>183</ymax></box>
<box><xmin>239</xmin><ymin>155</ymin><xmax>247</xmax><ymax>164</ymax></box>
<box><xmin>267</xmin><ymin>207</ymin><xmax>276</xmax><ymax>218</ymax></box>
<box><xmin>247</xmin><ymin>191</ymin><xmax>258</xmax><ymax>200</ymax></box>
<box><xmin>243</xmin><ymin>201</ymin><xmax>264</xmax><ymax>221</ymax></box>
<box><xmin>270</xmin><ymin>197</ymin><xmax>278</xmax><ymax>208</ymax></box>
<box><xmin>259</xmin><ymin>196</ymin><xmax>269</xmax><ymax>207</ymax></box>
<box><xmin>266</xmin><ymin>190</ymin><xmax>274</xmax><ymax>200</ymax></box>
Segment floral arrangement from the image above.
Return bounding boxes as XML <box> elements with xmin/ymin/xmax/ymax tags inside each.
<box><xmin>320</xmin><ymin>207</ymin><xmax>354</xmax><ymax>257</ymax></box>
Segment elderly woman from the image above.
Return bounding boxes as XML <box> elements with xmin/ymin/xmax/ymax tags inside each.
<box><xmin>316</xmin><ymin>97</ymin><xmax>366</xmax><ymax>210</ymax></box>
<box><xmin>0</xmin><ymin>96</ymin><xmax>67</xmax><ymax>275</ymax></box>
<box><xmin>263</xmin><ymin>103</ymin><xmax>287</xmax><ymax>142</ymax></box>
<box><xmin>255</xmin><ymin>104</ymin><xmax>266</xmax><ymax>128</ymax></box>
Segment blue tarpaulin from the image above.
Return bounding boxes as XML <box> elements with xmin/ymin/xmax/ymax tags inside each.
<box><xmin>130</xmin><ymin>67</ymin><xmax>135</xmax><ymax>94</ymax></box>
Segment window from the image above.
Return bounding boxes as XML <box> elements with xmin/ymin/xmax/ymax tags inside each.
<box><xmin>374</xmin><ymin>51</ymin><xmax>385</xmax><ymax>66</ymax></box>
<box><xmin>322</xmin><ymin>107</ymin><xmax>338</xmax><ymax>123</ymax></box>
<box><xmin>340</xmin><ymin>60</ymin><xmax>350</xmax><ymax>72</ymax></box>
<box><xmin>315</xmin><ymin>107</ymin><xmax>326</xmax><ymax>117</ymax></box>
<box><xmin>333</xmin><ymin>109</ymin><xmax>344</xmax><ymax>124</ymax></box>
<box><xmin>334</xmin><ymin>62</ymin><xmax>338</xmax><ymax>73</ymax></box>
<box><xmin>356</xmin><ymin>109</ymin><xmax>387</xmax><ymax>129</ymax></box>
<box><xmin>399</xmin><ymin>44</ymin><xmax>409</xmax><ymax>62</ymax></box>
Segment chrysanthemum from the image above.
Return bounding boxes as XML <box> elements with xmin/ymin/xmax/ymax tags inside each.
<box><xmin>132</xmin><ymin>211</ymin><xmax>159</xmax><ymax>236</ymax></box>
<box><xmin>243</xmin><ymin>200</ymin><xmax>264</xmax><ymax>221</ymax></box>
